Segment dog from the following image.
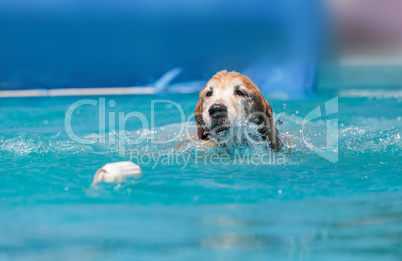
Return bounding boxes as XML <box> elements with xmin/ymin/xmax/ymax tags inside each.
<box><xmin>195</xmin><ymin>70</ymin><xmax>282</xmax><ymax>151</ymax></box>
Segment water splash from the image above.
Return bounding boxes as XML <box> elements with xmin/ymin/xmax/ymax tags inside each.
<box><xmin>1</xmin><ymin>119</ymin><xmax>400</xmax><ymax>161</ymax></box>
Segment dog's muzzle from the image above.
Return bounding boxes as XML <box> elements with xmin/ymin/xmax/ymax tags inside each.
<box><xmin>208</xmin><ymin>104</ymin><xmax>228</xmax><ymax>119</ymax></box>
<box><xmin>208</xmin><ymin>103</ymin><xmax>229</xmax><ymax>133</ymax></box>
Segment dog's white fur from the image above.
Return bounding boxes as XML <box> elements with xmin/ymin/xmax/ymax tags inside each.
<box><xmin>200</xmin><ymin>77</ymin><xmax>245</xmax><ymax>130</ymax></box>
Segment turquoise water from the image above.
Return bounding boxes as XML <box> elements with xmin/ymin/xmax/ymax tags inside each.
<box><xmin>0</xmin><ymin>92</ymin><xmax>401</xmax><ymax>260</ymax></box>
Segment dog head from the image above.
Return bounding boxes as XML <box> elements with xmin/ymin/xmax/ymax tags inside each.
<box><xmin>195</xmin><ymin>70</ymin><xmax>281</xmax><ymax>151</ymax></box>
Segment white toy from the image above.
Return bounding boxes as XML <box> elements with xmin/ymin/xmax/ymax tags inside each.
<box><xmin>92</xmin><ymin>161</ymin><xmax>142</xmax><ymax>184</ymax></box>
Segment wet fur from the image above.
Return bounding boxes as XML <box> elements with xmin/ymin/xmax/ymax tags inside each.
<box><xmin>195</xmin><ymin>70</ymin><xmax>282</xmax><ymax>151</ymax></box>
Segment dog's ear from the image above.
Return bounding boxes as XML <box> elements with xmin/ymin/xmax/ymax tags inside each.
<box><xmin>240</xmin><ymin>74</ymin><xmax>282</xmax><ymax>151</ymax></box>
<box><xmin>195</xmin><ymin>98</ymin><xmax>209</xmax><ymax>140</ymax></box>
<box><xmin>259</xmin><ymin>96</ymin><xmax>282</xmax><ymax>151</ymax></box>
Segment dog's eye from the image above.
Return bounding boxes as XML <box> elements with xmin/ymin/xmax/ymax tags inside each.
<box><xmin>236</xmin><ymin>90</ymin><xmax>246</xmax><ymax>97</ymax></box>
<box><xmin>205</xmin><ymin>91</ymin><xmax>213</xmax><ymax>97</ymax></box>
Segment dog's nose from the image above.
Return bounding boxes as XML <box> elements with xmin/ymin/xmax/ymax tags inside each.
<box><xmin>209</xmin><ymin>104</ymin><xmax>228</xmax><ymax>118</ymax></box>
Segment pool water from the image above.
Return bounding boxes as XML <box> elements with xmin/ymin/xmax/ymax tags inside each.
<box><xmin>0</xmin><ymin>92</ymin><xmax>401</xmax><ymax>260</ymax></box>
